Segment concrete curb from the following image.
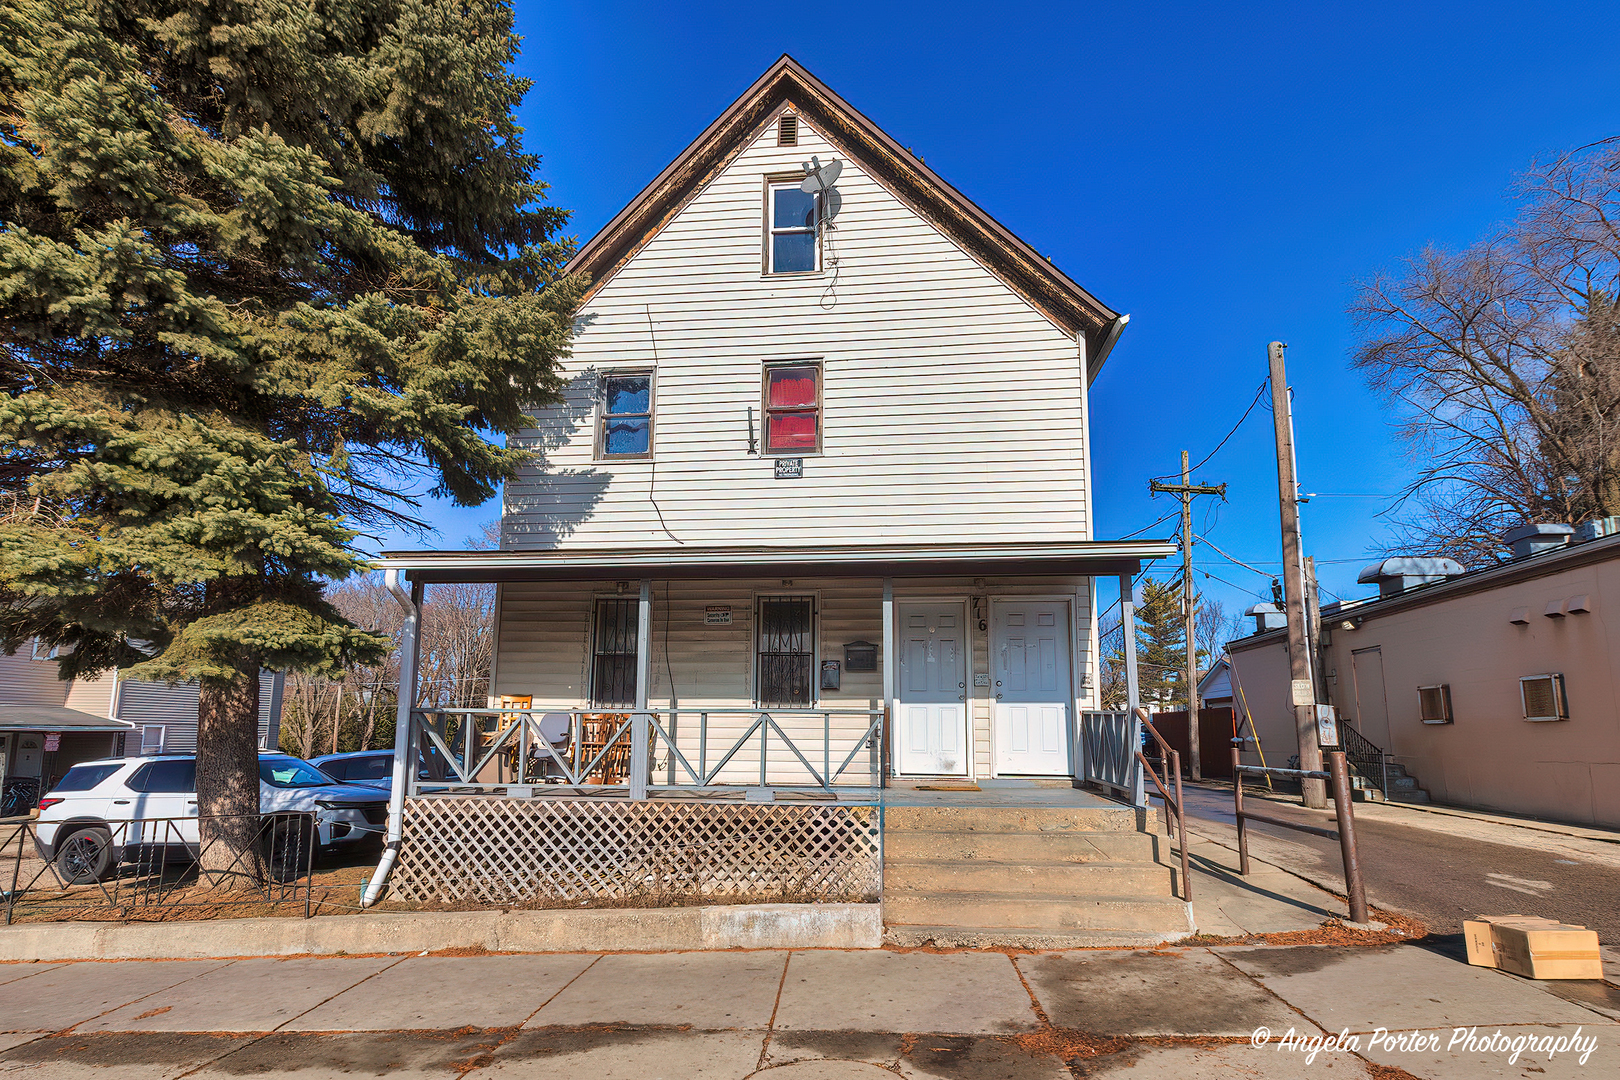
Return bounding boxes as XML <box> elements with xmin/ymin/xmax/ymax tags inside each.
<box><xmin>0</xmin><ymin>903</ymin><xmax>883</xmax><ymax>961</ymax></box>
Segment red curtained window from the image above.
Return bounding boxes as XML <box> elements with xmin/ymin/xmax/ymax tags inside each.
<box><xmin>765</xmin><ymin>364</ymin><xmax>820</xmax><ymax>451</ymax></box>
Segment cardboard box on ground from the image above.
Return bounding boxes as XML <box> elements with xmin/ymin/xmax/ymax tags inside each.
<box><xmin>1464</xmin><ymin>915</ymin><xmax>1603</xmax><ymax>980</ymax></box>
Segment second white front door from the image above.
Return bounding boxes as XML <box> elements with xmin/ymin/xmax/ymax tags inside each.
<box><xmin>993</xmin><ymin>600</ymin><xmax>1072</xmax><ymax>776</ymax></box>
<box><xmin>896</xmin><ymin>603</ymin><xmax>968</xmax><ymax>776</ymax></box>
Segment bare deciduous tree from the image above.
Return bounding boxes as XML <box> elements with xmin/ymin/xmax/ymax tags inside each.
<box><xmin>1350</xmin><ymin>138</ymin><xmax>1620</xmax><ymax>565</ymax></box>
<box><xmin>278</xmin><ymin>524</ymin><xmax>497</xmax><ymax>757</ymax></box>
<box><xmin>1195</xmin><ymin>597</ymin><xmax>1242</xmax><ymax>666</ymax></box>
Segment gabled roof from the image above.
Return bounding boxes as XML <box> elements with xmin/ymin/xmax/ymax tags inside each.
<box><xmin>566</xmin><ymin>55</ymin><xmax>1128</xmax><ymax>381</ymax></box>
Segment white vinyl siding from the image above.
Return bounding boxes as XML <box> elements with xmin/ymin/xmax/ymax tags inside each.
<box><xmin>493</xmin><ymin>575</ymin><xmax>1095</xmax><ymax>781</ymax></box>
<box><xmin>504</xmin><ymin>115</ymin><xmax>1088</xmax><ymax>549</ymax></box>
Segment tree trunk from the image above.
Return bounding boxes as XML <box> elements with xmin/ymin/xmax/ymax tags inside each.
<box><xmin>196</xmin><ymin>670</ymin><xmax>266</xmax><ymax>889</ymax></box>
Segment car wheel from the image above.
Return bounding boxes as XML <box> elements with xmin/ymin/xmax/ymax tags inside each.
<box><xmin>54</xmin><ymin>827</ymin><xmax>115</xmax><ymax>885</ymax></box>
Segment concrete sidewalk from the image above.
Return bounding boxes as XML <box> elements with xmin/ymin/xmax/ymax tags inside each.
<box><xmin>1</xmin><ymin>940</ymin><xmax>1616</xmax><ymax>1078</ymax></box>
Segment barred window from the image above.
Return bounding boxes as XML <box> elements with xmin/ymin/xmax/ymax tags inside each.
<box><xmin>756</xmin><ymin>596</ymin><xmax>814</xmax><ymax>707</ymax></box>
<box><xmin>591</xmin><ymin>598</ymin><xmax>639</xmax><ymax>708</ymax></box>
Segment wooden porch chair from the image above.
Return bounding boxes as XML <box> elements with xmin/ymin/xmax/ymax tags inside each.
<box><xmin>579</xmin><ymin>713</ymin><xmax>632</xmax><ymax>785</ymax></box>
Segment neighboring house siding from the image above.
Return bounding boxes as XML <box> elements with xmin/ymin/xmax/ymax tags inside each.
<box><xmin>114</xmin><ymin>672</ymin><xmax>283</xmax><ymax>753</ymax></box>
<box><xmin>0</xmin><ymin>651</ymin><xmax>69</xmax><ymax>707</ymax></box>
<box><xmin>504</xmin><ymin>114</ymin><xmax>1089</xmax><ymax>550</ymax></box>
<box><xmin>493</xmin><ymin>575</ymin><xmax>1096</xmax><ymax>781</ymax></box>
<box><xmin>63</xmin><ymin>671</ymin><xmax>116</xmax><ymax>717</ymax></box>
<box><xmin>1230</xmin><ymin>547</ymin><xmax>1620</xmax><ymax>828</ymax></box>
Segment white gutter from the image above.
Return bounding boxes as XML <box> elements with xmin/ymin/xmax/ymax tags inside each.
<box><xmin>362</xmin><ymin>568</ymin><xmax>422</xmax><ymax>908</ymax></box>
<box><xmin>375</xmin><ymin>538</ymin><xmax>1177</xmax><ymax>574</ymax></box>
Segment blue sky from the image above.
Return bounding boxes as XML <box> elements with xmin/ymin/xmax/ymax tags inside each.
<box><xmin>387</xmin><ymin>0</ymin><xmax>1620</xmax><ymax>625</ymax></box>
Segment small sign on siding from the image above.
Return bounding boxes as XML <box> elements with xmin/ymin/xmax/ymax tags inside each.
<box><xmin>705</xmin><ymin>605</ymin><xmax>732</xmax><ymax>626</ymax></box>
<box><xmin>774</xmin><ymin>458</ymin><xmax>803</xmax><ymax>479</ymax></box>
<box><xmin>43</xmin><ymin>732</ymin><xmax>61</xmax><ymax>752</ymax></box>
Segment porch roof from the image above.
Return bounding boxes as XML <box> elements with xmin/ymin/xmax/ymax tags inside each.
<box><xmin>378</xmin><ymin>539</ymin><xmax>1176</xmax><ymax>584</ymax></box>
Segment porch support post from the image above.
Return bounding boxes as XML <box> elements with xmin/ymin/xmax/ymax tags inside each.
<box><xmin>630</xmin><ymin>579</ymin><xmax>652</xmax><ymax>799</ymax></box>
<box><xmin>1119</xmin><ymin>573</ymin><xmax>1145</xmax><ymax>808</ymax></box>
<box><xmin>882</xmin><ymin>576</ymin><xmax>894</xmax><ymax>784</ymax></box>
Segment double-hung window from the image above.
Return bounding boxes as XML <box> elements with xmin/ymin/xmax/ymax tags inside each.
<box><xmin>766</xmin><ymin>181</ymin><xmax>818</xmax><ymax>274</ymax></box>
<box><xmin>762</xmin><ymin>362</ymin><xmax>821</xmax><ymax>453</ymax></box>
<box><xmin>598</xmin><ymin>372</ymin><xmax>653</xmax><ymax>458</ymax></box>
<box><xmin>756</xmin><ymin>596</ymin><xmax>815</xmax><ymax>707</ymax></box>
<box><xmin>591</xmin><ymin>598</ymin><xmax>639</xmax><ymax>708</ymax></box>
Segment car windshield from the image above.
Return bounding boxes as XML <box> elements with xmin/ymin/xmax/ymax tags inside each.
<box><xmin>259</xmin><ymin>757</ymin><xmax>336</xmax><ymax>788</ymax></box>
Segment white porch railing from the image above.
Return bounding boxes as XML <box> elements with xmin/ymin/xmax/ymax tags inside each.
<box><xmin>408</xmin><ymin>706</ymin><xmax>885</xmax><ymax>798</ymax></box>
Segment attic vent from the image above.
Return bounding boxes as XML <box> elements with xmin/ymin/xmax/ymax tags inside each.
<box><xmin>778</xmin><ymin>114</ymin><xmax>798</xmax><ymax>146</ymax></box>
<box><xmin>1418</xmin><ymin>684</ymin><xmax>1452</xmax><ymax>724</ymax></box>
<box><xmin>1520</xmin><ymin>673</ymin><xmax>1568</xmax><ymax>722</ymax></box>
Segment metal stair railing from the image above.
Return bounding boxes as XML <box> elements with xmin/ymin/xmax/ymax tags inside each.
<box><xmin>1337</xmin><ymin>721</ymin><xmax>1389</xmax><ymax>801</ymax></box>
<box><xmin>1135</xmin><ymin>707</ymin><xmax>1191</xmax><ymax>903</ymax></box>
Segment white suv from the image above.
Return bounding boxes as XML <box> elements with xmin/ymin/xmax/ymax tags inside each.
<box><xmin>34</xmin><ymin>754</ymin><xmax>390</xmax><ymax>883</ymax></box>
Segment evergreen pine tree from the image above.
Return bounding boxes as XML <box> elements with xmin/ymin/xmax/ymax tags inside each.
<box><xmin>0</xmin><ymin>0</ymin><xmax>581</xmax><ymax>879</ymax></box>
<box><xmin>1133</xmin><ymin>580</ymin><xmax>1187</xmax><ymax>706</ymax></box>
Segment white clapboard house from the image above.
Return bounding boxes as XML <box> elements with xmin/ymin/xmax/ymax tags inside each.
<box><xmin>374</xmin><ymin>57</ymin><xmax>1184</xmax><ymax>944</ymax></box>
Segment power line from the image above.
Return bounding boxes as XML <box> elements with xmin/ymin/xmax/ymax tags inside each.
<box><xmin>1195</xmin><ymin>533</ymin><xmax>1275</xmax><ymax>580</ymax></box>
<box><xmin>1151</xmin><ymin>378</ymin><xmax>1269</xmax><ymax>482</ymax></box>
<box><xmin>1120</xmin><ymin>511</ymin><xmax>1178</xmax><ymax>539</ymax></box>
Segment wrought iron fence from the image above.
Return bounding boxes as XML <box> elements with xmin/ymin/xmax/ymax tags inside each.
<box><xmin>2</xmin><ymin>812</ymin><xmax>320</xmax><ymax>924</ymax></box>
<box><xmin>410</xmin><ymin>705</ymin><xmax>885</xmax><ymax>796</ymax></box>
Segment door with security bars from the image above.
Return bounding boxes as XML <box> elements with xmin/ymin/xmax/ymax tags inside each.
<box><xmin>993</xmin><ymin>601</ymin><xmax>1072</xmax><ymax>776</ymax></box>
<box><xmin>896</xmin><ymin>603</ymin><xmax>969</xmax><ymax>776</ymax></box>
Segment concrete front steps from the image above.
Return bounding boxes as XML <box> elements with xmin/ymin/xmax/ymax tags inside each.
<box><xmin>1350</xmin><ymin>761</ymin><xmax>1431</xmax><ymax>804</ymax></box>
<box><xmin>881</xmin><ymin>805</ymin><xmax>1194</xmax><ymax>948</ymax></box>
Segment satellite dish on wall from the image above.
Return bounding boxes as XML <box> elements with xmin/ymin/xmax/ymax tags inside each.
<box><xmin>800</xmin><ymin>156</ymin><xmax>844</xmax><ymax>222</ymax></box>
<box><xmin>800</xmin><ymin>156</ymin><xmax>842</xmax><ymax>193</ymax></box>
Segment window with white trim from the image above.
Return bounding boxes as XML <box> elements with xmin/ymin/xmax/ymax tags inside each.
<box><xmin>766</xmin><ymin>181</ymin><xmax>818</xmax><ymax>274</ymax></box>
<box><xmin>597</xmin><ymin>372</ymin><xmax>653</xmax><ymax>459</ymax></box>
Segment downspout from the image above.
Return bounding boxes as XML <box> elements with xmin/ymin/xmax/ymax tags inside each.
<box><xmin>362</xmin><ymin>567</ymin><xmax>422</xmax><ymax>908</ymax></box>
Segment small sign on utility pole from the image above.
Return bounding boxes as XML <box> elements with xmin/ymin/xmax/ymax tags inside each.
<box><xmin>1315</xmin><ymin>704</ymin><xmax>1340</xmax><ymax>748</ymax></box>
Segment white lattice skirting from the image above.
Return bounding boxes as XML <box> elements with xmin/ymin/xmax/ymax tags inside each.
<box><xmin>389</xmin><ymin>797</ymin><xmax>882</xmax><ymax>906</ymax></box>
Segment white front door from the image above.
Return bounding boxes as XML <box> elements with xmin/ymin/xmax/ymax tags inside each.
<box><xmin>896</xmin><ymin>603</ymin><xmax>968</xmax><ymax>776</ymax></box>
<box><xmin>11</xmin><ymin>734</ymin><xmax>43</xmax><ymax>778</ymax></box>
<box><xmin>993</xmin><ymin>601</ymin><xmax>1072</xmax><ymax>776</ymax></box>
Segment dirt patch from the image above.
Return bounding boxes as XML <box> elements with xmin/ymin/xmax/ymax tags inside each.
<box><xmin>1366</xmin><ymin>1064</ymin><xmax>1424</xmax><ymax>1080</ymax></box>
<box><xmin>1186</xmin><ymin>907</ymin><xmax>1428</xmax><ymax>948</ymax></box>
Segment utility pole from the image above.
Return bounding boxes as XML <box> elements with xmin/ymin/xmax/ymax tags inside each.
<box><xmin>1149</xmin><ymin>452</ymin><xmax>1225</xmax><ymax>780</ymax></box>
<box><xmin>1268</xmin><ymin>342</ymin><xmax>1326</xmax><ymax>808</ymax></box>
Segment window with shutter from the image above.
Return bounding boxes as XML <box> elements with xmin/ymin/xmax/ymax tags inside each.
<box><xmin>1519</xmin><ymin>674</ymin><xmax>1568</xmax><ymax>721</ymax></box>
<box><xmin>1417</xmin><ymin>684</ymin><xmax>1452</xmax><ymax>724</ymax></box>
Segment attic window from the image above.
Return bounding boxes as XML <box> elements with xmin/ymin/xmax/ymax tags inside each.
<box><xmin>778</xmin><ymin>115</ymin><xmax>798</xmax><ymax>146</ymax></box>
<box><xmin>766</xmin><ymin>181</ymin><xmax>818</xmax><ymax>273</ymax></box>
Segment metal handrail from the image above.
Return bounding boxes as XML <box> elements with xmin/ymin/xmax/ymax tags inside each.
<box><xmin>1337</xmin><ymin>720</ymin><xmax>1390</xmax><ymax>800</ymax></box>
<box><xmin>1231</xmin><ymin>739</ymin><xmax>1368</xmax><ymax>923</ymax></box>
<box><xmin>1135</xmin><ymin>708</ymin><xmax>1190</xmax><ymax>903</ymax></box>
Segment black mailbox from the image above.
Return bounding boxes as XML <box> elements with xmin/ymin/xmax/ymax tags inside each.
<box><xmin>844</xmin><ymin>640</ymin><xmax>878</xmax><ymax>673</ymax></box>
